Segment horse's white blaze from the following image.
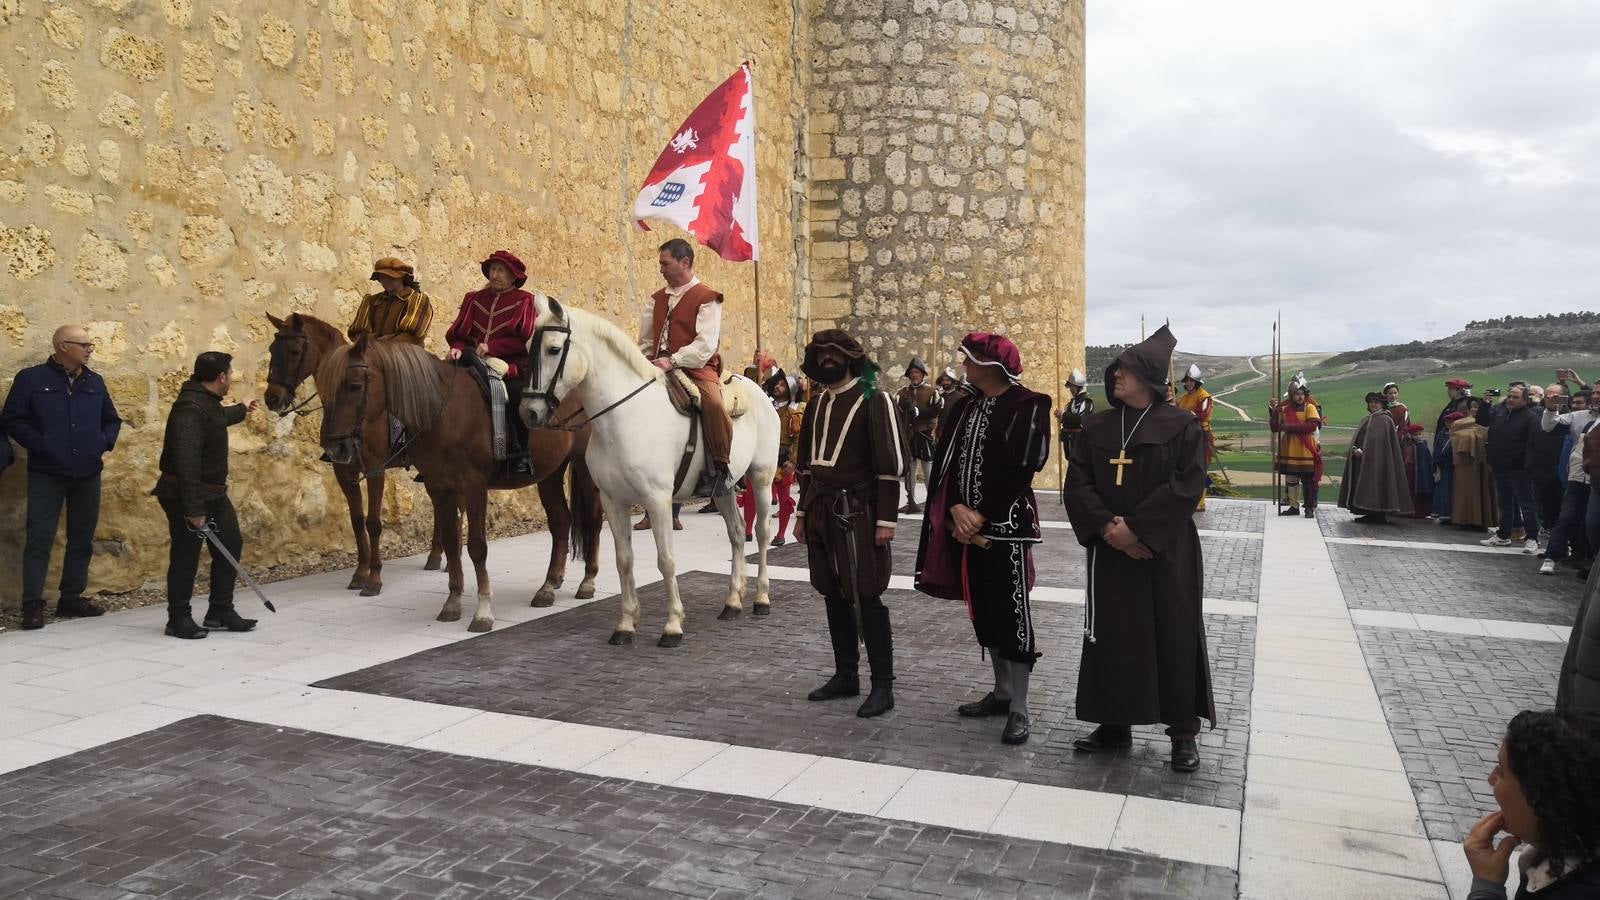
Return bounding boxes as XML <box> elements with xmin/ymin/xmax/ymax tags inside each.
<box><xmin>523</xmin><ymin>298</ymin><xmax>781</xmax><ymax>642</ymax></box>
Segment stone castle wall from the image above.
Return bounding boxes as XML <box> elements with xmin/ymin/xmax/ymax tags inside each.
<box><xmin>0</xmin><ymin>0</ymin><xmax>807</xmax><ymax>598</ymax></box>
<box><xmin>802</xmin><ymin>0</ymin><xmax>1085</xmax><ymax>401</ymax></box>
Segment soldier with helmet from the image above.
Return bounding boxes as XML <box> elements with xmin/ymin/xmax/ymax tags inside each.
<box><xmin>1175</xmin><ymin>364</ymin><xmax>1215</xmax><ymax>510</ymax></box>
<box><xmin>897</xmin><ymin>356</ymin><xmax>942</xmax><ymax>513</ymax></box>
<box><xmin>1058</xmin><ymin>368</ymin><xmax>1095</xmax><ymax>467</ymax></box>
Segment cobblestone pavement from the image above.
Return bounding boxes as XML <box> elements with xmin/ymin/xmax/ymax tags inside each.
<box><xmin>1317</xmin><ymin>505</ymin><xmax>1495</xmax><ymax>546</ymax></box>
<box><xmin>760</xmin><ymin>533</ymin><xmax>1262</xmax><ymax>602</ymax></box>
<box><xmin>0</xmin><ymin>716</ymin><xmax>1239</xmax><ymax>900</ymax></box>
<box><xmin>944</xmin><ymin>493</ymin><xmax>1264</xmax><ymax>534</ymax></box>
<box><xmin>1329</xmin><ymin>543</ymin><xmax>1582</xmax><ymax>625</ymax></box>
<box><xmin>322</xmin><ymin>571</ymin><xmax>1256</xmax><ymax>810</ymax></box>
<box><xmin>1356</xmin><ymin>627</ymin><xmax>1561</xmax><ymax>843</ymax></box>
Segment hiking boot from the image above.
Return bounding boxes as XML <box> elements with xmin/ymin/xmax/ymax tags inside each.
<box><xmin>55</xmin><ymin>597</ymin><xmax>105</xmax><ymax>618</ymax></box>
<box><xmin>164</xmin><ymin>616</ymin><xmax>209</xmax><ymax>640</ymax></box>
<box><xmin>203</xmin><ymin>606</ymin><xmax>258</xmax><ymax>632</ymax></box>
<box><xmin>21</xmin><ymin>602</ymin><xmax>45</xmax><ymax>630</ymax></box>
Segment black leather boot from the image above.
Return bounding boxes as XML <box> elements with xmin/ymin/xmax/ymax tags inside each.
<box><xmin>856</xmin><ymin>599</ymin><xmax>895</xmax><ymax>718</ymax></box>
<box><xmin>203</xmin><ymin>604</ymin><xmax>258</xmax><ymax>632</ymax></box>
<box><xmin>808</xmin><ymin>598</ymin><xmax>859</xmax><ymax>701</ymax></box>
<box><xmin>165</xmin><ymin>614</ymin><xmax>209</xmax><ymax>640</ymax></box>
<box><xmin>21</xmin><ymin>601</ymin><xmax>45</xmax><ymax>630</ymax></box>
<box><xmin>1171</xmin><ymin>738</ymin><xmax>1201</xmax><ymax>772</ymax></box>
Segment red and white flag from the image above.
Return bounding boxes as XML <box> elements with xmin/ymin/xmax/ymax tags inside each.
<box><xmin>634</xmin><ymin>62</ymin><xmax>759</xmax><ymax>262</ymax></box>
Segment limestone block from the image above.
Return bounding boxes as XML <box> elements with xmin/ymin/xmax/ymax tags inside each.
<box><xmin>84</xmin><ymin>321</ymin><xmax>128</xmax><ymax>363</ymax></box>
<box><xmin>62</xmin><ymin>142</ymin><xmax>91</xmax><ymax>176</ymax></box>
<box><xmin>181</xmin><ymin>40</ymin><xmax>216</xmax><ymax>92</ymax></box>
<box><xmin>145</xmin><ymin>254</ymin><xmax>179</xmax><ymax>287</ymax></box>
<box><xmin>178</xmin><ymin>215</ymin><xmax>236</xmax><ymax>263</ymax></box>
<box><xmin>0</xmin><ymin>224</ymin><xmax>56</xmax><ymax>279</ymax></box>
<box><xmin>98</xmin><ymin>93</ymin><xmax>143</xmax><ymax>136</ymax></box>
<box><xmin>101</xmin><ymin>27</ymin><xmax>167</xmax><ymax>82</ymax></box>
<box><xmin>231</xmin><ymin>155</ymin><xmax>294</xmax><ymax>223</ymax></box>
<box><xmin>298</xmin><ymin>242</ymin><xmax>339</xmax><ymax>272</ymax></box>
<box><xmin>0</xmin><ymin>180</ymin><xmax>23</xmax><ymax>203</ymax></box>
<box><xmin>258</xmin><ymin>14</ymin><xmax>296</xmax><ymax>67</ymax></box>
<box><xmin>146</xmin><ymin>321</ymin><xmax>188</xmax><ymax>362</ymax></box>
<box><xmin>45</xmin><ymin>185</ymin><xmax>95</xmax><ymax>215</ymax></box>
<box><xmin>40</xmin><ymin>60</ymin><xmax>80</xmax><ymax>110</ymax></box>
<box><xmin>211</xmin><ymin>9</ymin><xmax>243</xmax><ymax>50</ymax></box>
<box><xmin>44</xmin><ymin>6</ymin><xmax>85</xmax><ymax>48</ymax></box>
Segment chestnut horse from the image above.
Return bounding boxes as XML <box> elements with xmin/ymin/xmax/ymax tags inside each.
<box><xmin>265</xmin><ymin>313</ymin><xmax>601</xmax><ymax>614</ymax></box>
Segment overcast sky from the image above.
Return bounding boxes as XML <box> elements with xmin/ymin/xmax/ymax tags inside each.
<box><xmin>1085</xmin><ymin>0</ymin><xmax>1600</xmax><ymax>355</ymax></box>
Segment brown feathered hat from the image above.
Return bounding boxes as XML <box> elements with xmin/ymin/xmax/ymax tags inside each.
<box><xmin>802</xmin><ymin>329</ymin><xmax>867</xmax><ymax>381</ymax></box>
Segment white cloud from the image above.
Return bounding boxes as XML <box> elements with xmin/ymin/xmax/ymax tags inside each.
<box><xmin>1086</xmin><ymin>0</ymin><xmax>1600</xmax><ymax>353</ymax></box>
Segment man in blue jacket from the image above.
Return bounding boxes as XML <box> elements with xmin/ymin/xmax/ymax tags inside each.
<box><xmin>0</xmin><ymin>325</ymin><xmax>122</xmax><ymax>630</ymax></box>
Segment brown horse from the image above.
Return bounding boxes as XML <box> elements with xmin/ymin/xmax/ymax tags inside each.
<box><xmin>267</xmin><ymin>313</ymin><xmax>601</xmax><ymax>614</ymax></box>
<box><xmin>264</xmin><ymin>313</ymin><xmax>444</xmax><ymax>590</ymax></box>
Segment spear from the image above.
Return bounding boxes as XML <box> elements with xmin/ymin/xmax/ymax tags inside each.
<box><xmin>1272</xmin><ymin>318</ymin><xmax>1280</xmax><ymax>510</ymax></box>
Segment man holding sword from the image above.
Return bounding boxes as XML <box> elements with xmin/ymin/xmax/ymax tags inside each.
<box><xmin>152</xmin><ymin>351</ymin><xmax>262</xmax><ymax>639</ymax></box>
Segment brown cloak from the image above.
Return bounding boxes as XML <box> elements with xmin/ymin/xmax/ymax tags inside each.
<box><xmin>1338</xmin><ymin>410</ymin><xmax>1413</xmax><ymax>516</ymax></box>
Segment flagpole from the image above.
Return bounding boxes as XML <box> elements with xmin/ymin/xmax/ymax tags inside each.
<box><xmin>754</xmin><ymin>259</ymin><xmax>763</xmax><ymax>362</ymax></box>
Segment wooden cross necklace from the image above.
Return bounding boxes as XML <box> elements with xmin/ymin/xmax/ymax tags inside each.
<box><xmin>1111</xmin><ymin>404</ymin><xmax>1154</xmax><ymax>486</ymax></box>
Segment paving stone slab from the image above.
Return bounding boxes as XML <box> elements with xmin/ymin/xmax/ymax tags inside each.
<box><xmin>1027</xmin><ymin>496</ymin><xmax>1264</xmax><ymax>534</ymax></box>
<box><xmin>1356</xmin><ymin>626</ymin><xmax>1562</xmax><ymax>842</ymax></box>
<box><xmin>0</xmin><ymin>716</ymin><xmax>1238</xmax><ymax>899</ymax></box>
<box><xmin>321</xmin><ymin>571</ymin><xmax>1255</xmax><ymax>810</ymax></box>
<box><xmin>758</xmin><ymin>532</ymin><xmax>1263</xmax><ymax>602</ymax></box>
<box><xmin>1318</xmin><ymin>504</ymin><xmax>1497</xmax><ymax>546</ymax></box>
<box><xmin>1330</xmin><ymin>543</ymin><xmax>1581</xmax><ymax>625</ymax></box>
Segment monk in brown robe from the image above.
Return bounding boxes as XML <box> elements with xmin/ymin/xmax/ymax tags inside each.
<box><xmin>1063</xmin><ymin>325</ymin><xmax>1215</xmax><ymax>774</ymax></box>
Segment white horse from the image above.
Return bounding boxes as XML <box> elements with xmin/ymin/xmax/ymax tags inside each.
<box><xmin>518</xmin><ymin>295</ymin><xmax>781</xmax><ymax>647</ymax></box>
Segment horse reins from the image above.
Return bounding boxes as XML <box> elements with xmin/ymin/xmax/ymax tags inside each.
<box><xmin>268</xmin><ymin>331</ymin><xmax>321</xmax><ymax>417</ymax></box>
<box><xmin>526</xmin><ymin>321</ymin><xmax>657</xmax><ymax>432</ymax></box>
<box><xmin>329</xmin><ymin>360</ymin><xmax>461</xmax><ymax>483</ymax></box>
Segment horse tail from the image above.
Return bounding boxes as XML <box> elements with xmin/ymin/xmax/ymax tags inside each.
<box><xmin>568</xmin><ymin>458</ymin><xmax>599</xmax><ymax>564</ymax></box>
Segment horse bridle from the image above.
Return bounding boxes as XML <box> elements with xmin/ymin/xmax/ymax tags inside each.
<box><xmin>526</xmin><ymin>321</ymin><xmax>657</xmax><ymax>432</ymax></box>
<box><xmin>322</xmin><ymin>356</ymin><xmax>458</xmax><ymax>482</ymax></box>
<box><xmin>267</xmin><ymin>331</ymin><xmax>320</xmax><ymax>417</ymax></box>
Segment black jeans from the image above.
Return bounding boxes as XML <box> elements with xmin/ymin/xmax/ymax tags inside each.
<box><xmin>1546</xmin><ymin>481</ymin><xmax>1591</xmax><ymax>562</ymax></box>
<box><xmin>159</xmin><ymin>495</ymin><xmax>243</xmax><ymax>619</ymax></box>
<box><xmin>22</xmin><ymin>471</ymin><xmax>102</xmax><ymax>607</ymax></box>
<box><xmin>1494</xmin><ymin>471</ymin><xmax>1540</xmax><ymax>540</ymax></box>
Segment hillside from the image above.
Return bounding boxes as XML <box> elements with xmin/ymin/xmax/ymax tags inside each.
<box><xmin>1324</xmin><ymin>312</ymin><xmax>1600</xmax><ymax>368</ymax></box>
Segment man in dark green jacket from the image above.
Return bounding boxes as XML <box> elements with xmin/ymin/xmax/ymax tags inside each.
<box><xmin>152</xmin><ymin>352</ymin><xmax>258</xmax><ymax>639</ymax></box>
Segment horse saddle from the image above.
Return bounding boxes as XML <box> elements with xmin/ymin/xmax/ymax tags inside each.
<box><xmin>664</xmin><ymin>369</ymin><xmax>749</xmax><ymax>419</ymax></box>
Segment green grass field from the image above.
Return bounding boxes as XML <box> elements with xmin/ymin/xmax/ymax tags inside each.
<box><xmin>1212</xmin><ymin>362</ymin><xmax>1592</xmax><ymax>430</ymax></box>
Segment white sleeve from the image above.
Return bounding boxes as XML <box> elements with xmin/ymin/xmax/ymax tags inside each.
<box><xmin>671</xmin><ymin>301</ymin><xmax>722</xmax><ymax>370</ymax></box>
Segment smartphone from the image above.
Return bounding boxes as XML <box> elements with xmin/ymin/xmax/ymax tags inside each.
<box><xmin>1557</xmin><ymin>395</ymin><xmax>1572</xmax><ymax>412</ymax></box>
<box><xmin>1486</xmin><ymin>388</ymin><xmax>1502</xmax><ymax>398</ymax></box>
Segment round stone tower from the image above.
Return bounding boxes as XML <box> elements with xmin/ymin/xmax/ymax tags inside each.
<box><xmin>802</xmin><ymin>0</ymin><xmax>1085</xmax><ymax>394</ymax></box>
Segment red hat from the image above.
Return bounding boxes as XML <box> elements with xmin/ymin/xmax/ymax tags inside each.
<box><xmin>1445</xmin><ymin>378</ymin><xmax>1472</xmax><ymax>389</ymax></box>
<box><xmin>480</xmin><ymin>249</ymin><xmax>528</xmax><ymax>287</ymax></box>
<box><xmin>1405</xmin><ymin>423</ymin><xmax>1424</xmax><ymax>433</ymax></box>
<box><xmin>959</xmin><ymin>332</ymin><xmax>1023</xmax><ymax>380</ymax></box>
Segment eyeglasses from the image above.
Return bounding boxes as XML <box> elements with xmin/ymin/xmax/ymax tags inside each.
<box><xmin>62</xmin><ymin>341</ymin><xmax>95</xmax><ymax>350</ymax></box>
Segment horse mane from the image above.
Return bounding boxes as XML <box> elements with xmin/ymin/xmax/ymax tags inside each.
<box><xmin>562</xmin><ymin>305</ymin><xmax>659</xmax><ymax>381</ymax></box>
<box><xmin>286</xmin><ymin>312</ymin><xmax>346</xmax><ymax>346</ymax></box>
<box><xmin>314</xmin><ymin>339</ymin><xmax>447</xmax><ymax>430</ymax></box>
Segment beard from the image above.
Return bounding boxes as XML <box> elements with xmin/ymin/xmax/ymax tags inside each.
<box><xmin>816</xmin><ymin>362</ymin><xmax>847</xmax><ymax>384</ymax></box>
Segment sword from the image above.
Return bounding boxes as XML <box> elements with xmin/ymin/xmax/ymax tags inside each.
<box><xmin>190</xmin><ymin>522</ymin><xmax>276</xmax><ymax>613</ymax></box>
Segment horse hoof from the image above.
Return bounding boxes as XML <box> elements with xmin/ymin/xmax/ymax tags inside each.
<box><xmin>717</xmin><ymin>605</ymin><xmax>741</xmax><ymax>621</ymax></box>
<box><xmin>422</xmin><ymin>558</ymin><xmax>442</xmax><ymax>571</ymax></box>
<box><xmin>468</xmin><ymin>619</ymin><xmax>493</xmax><ymax>633</ymax></box>
<box><xmin>608</xmin><ymin>630</ymin><xmax>635</xmax><ymax>646</ymax></box>
<box><xmin>531</xmin><ymin>590</ymin><xmax>555</xmax><ymax>608</ymax></box>
<box><xmin>346</xmin><ymin>578</ymin><xmax>365</xmax><ymax>591</ymax></box>
<box><xmin>752</xmin><ymin>604</ymin><xmax>771</xmax><ymax>617</ymax></box>
<box><xmin>658</xmin><ymin>633</ymin><xmax>684</xmax><ymax>648</ymax></box>
<box><xmin>575</xmin><ymin>584</ymin><xmax>596</xmax><ymax>600</ymax></box>
<box><xmin>360</xmin><ymin>584</ymin><xmax>382</xmax><ymax>597</ymax></box>
<box><xmin>437</xmin><ymin>610</ymin><xmax>462</xmax><ymax>623</ymax></box>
